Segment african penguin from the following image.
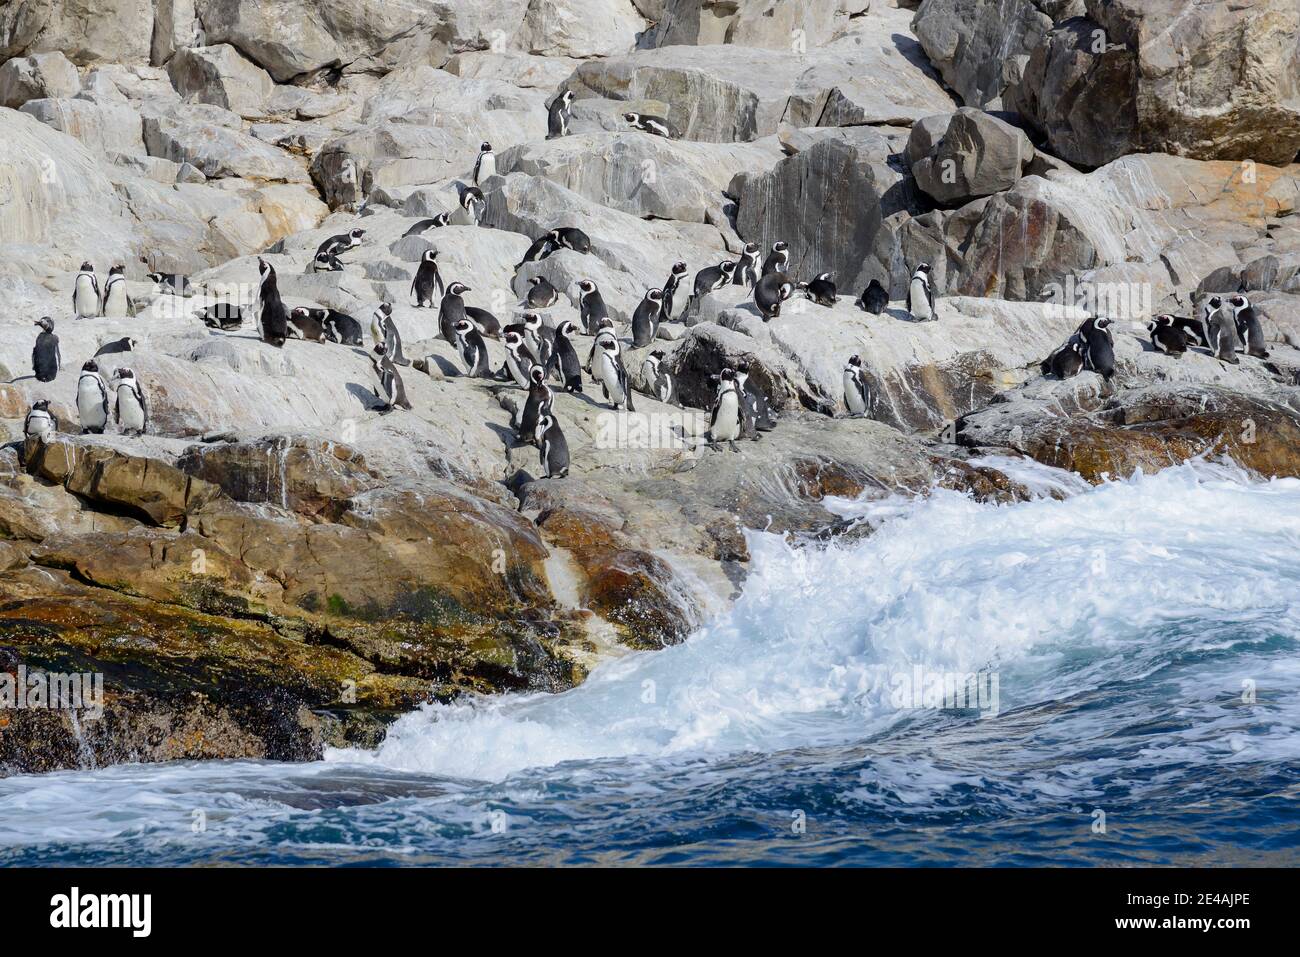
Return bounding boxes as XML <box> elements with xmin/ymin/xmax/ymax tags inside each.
<box><xmin>660</xmin><ymin>261</ymin><xmax>689</xmax><ymax>323</ymax></box>
<box><xmin>537</xmin><ymin>412</ymin><xmax>570</xmax><ymax>479</ymax></box>
<box><xmin>313</xmin><ymin>251</ymin><xmax>344</xmax><ymax>272</ymax></box>
<box><xmin>371</xmin><ymin>343</ymin><xmax>412</xmax><ymax>412</ymax></box>
<box><xmin>907</xmin><ymin>263</ymin><xmax>936</xmax><ymax>321</ymax></box>
<box><xmin>1078</xmin><ymin>316</ymin><xmax>1117</xmax><ymax>379</ymax></box>
<box><xmin>255</xmin><ymin>258</ymin><xmax>290</xmax><ymax>347</ymax></box>
<box><xmin>548</xmin><ymin>319</ymin><xmax>585</xmax><ymax>394</ymax></box>
<box><xmin>623</xmin><ymin>111</ymin><xmax>672</xmax><ymax>138</ymax></box>
<box><xmin>101</xmin><ymin>264</ymin><xmax>133</xmax><ymax>317</ymax></box>
<box><xmin>32</xmin><ymin>317</ymin><xmax>61</xmax><ymax>383</ymax></box>
<box><xmin>450</xmin><ymin>187</ymin><xmax>484</xmax><ymax>227</ymax></box>
<box><xmin>526</xmin><ymin>275</ymin><xmax>559</xmax><ymax>309</ymax></box>
<box><xmin>472</xmin><ymin>142</ymin><xmax>496</xmax><ymax>186</ymax></box>
<box><xmin>439</xmin><ymin>282</ymin><xmax>471</xmax><ymax>344</ymax></box>
<box><xmin>761</xmin><ymin>242</ymin><xmax>789</xmax><ymax>277</ymax></box>
<box><xmin>466</xmin><ymin>306</ymin><xmax>501</xmax><ymax>338</ymax></box>
<box><xmin>371</xmin><ymin>303</ymin><xmax>411</xmax><ymax>366</ymax></box>
<box><xmin>412</xmin><ymin>249</ymin><xmax>444</xmax><ymax>308</ymax></box>
<box><xmin>577</xmin><ymin>279</ymin><xmax>609</xmax><ymax>336</ymax></box>
<box><xmin>453</xmin><ymin>319</ymin><xmax>493</xmax><ymax>378</ymax></box>
<box><xmin>73</xmin><ymin>262</ymin><xmax>100</xmax><ymax>318</ymax></box>
<box><xmin>688</xmin><ymin>261</ymin><xmax>737</xmax><ymax>315</ymax></box>
<box><xmin>548</xmin><ymin>89</ymin><xmax>575</xmax><ymax>139</ymax></box>
<box><xmin>803</xmin><ymin>272</ymin><xmax>837</xmax><ymax>307</ymax></box>
<box><xmin>733</xmin><ymin>243</ymin><xmax>761</xmax><ymax>287</ymax></box>
<box><xmin>196</xmin><ymin>303</ymin><xmax>244</xmax><ymax>331</ymax></box>
<box><xmin>593</xmin><ymin>330</ymin><xmax>634</xmax><ymax>411</ymax></box>
<box><xmin>553</xmin><ymin>227</ymin><xmax>591</xmax><ymax>255</ymax></box>
<box><xmin>733</xmin><ymin>362</ymin><xmax>775</xmax><ymax>435</ymax></box>
<box><xmin>1204</xmin><ymin>297</ymin><xmax>1240</xmax><ymax>364</ymax></box>
<box><xmin>522</xmin><ymin>311</ymin><xmax>556</xmax><ymax>372</ymax></box>
<box><xmin>706</xmin><ymin>368</ymin><xmax>742</xmax><ymax>452</ymax></box>
<box><xmin>287</xmin><ymin>307</ymin><xmax>329</xmax><ymax>341</ymax></box>
<box><xmin>860</xmin><ymin>279</ymin><xmax>889</xmax><ymax>315</ymax></box>
<box><xmin>1040</xmin><ymin>337</ymin><xmax>1085</xmax><ymax>379</ymax></box>
<box><xmin>1147</xmin><ymin>316</ymin><xmax>1187</xmax><ymax>357</ymax></box>
<box><xmin>23</xmin><ymin>400</ymin><xmax>57</xmax><ymax>443</ymax></box>
<box><xmin>843</xmin><ymin>355</ymin><xmax>869</xmax><ymax>418</ymax></box>
<box><xmin>94</xmin><ymin>336</ymin><xmax>135</xmax><ymax>357</ymax></box>
<box><xmin>631</xmin><ymin>288</ymin><xmax>664</xmax><ymax>348</ymax></box>
<box><xmin>147</xmin><ymin>272</ymin><xmax>192</xmax><ymax>297</ymax></box>
<box><xmin>754</xmin><ymin>272</ymin><xmax>795</xmax><ymax>321</ymax></box>
<box><xmin>640</xmin><ymin>350</ymin><xmax>673</xmax><ymax>404</ymax></box>
<box><xmin>112</xmin><ymin>368</ymin><xmax>148</xmax><ymax>435</ymax></box>
<box><xmin>518</xmin><ymin>233</ymin><xmax>558</xmax><ymax>270</ymax></box>
<box><xmin>503</xmin><ymin>328</ymin><xmax>540</xmax><ymax>388</ymax></box>
<box><xmin>316</xmin><ymin>228</ymin><xmax>365</xmax><ymax>259</ymax></box>
<box><xmin>518</xmin><ymin>364</ymin><xmax>553</xmax><ymax>445</ymax></box>
<box><xmin>76</xmin><ymin>360</ymin><xmax>110</xmax><ymax>434</ymax></box>
<box><xmin>1230</xmin><ymin>294</ymin><xmax>1269</xmax><ymax>359</ymax></box>
<box><xmin>314</xmin><ymin>308</ymin><xmax>364</xmax><ymax>345</ymax></box>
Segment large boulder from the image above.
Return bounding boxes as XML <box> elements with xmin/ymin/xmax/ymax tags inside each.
<box><xmin>911</xmin><ymin>108</ymin><xmax>1035</xmax><ymax>205</ymax></box>
<box><xmin>516</xmin><ymin>0</ymin><xmax>646</xmax><ymax>58</ymax></box>
<box><xmin>645</xmin><ymin>0</ymin><xmax>840</xmax><ymax>50</ymax></box>
<box><xmin>911</xmin><ymin>0</ymin><xmax>1082</xmax><ymax>109</ymax></box>
<box><xmin>1012</xmin><ymin>2</ymin><xmax>1300</xmax><ymax>168</ymax></box>
<box><xmin>143</xmin><ymin>103</ymin><xmax>310</xmax><ymax>182</ymax></box>
<box><xmin>19</xmin><ymin>96</ymin><xmax>148</xmax><ymax>157</ymax></box>
<box><xmin>731</xmin><ymin>138</ymin><xmax>896</xmax><ymax>296</ymax></box>
<box><xmin>167</xmin><ymin>43</ymin><xmax>275</xmax><ymax>118</ymax></box>
<box><xmin>0</xmin><ymin>0</ymin><xmax>155</xmax><ymax>65</ymax></box>
<box><xmin>0</xmin><ymin>51</ymin><xmax>80</xmax><ymax>108</ymax></box>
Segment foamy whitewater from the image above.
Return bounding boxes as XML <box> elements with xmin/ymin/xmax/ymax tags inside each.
<box><xmin>3</xmin><ymin>459</ymin><xmax>1298</xmax><ymax>866</ymax></box>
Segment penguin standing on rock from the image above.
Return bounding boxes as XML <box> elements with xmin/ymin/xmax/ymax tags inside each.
<box><xmin>640</xmin><ymin>350</ymin><xmax>674</xmax><ymax>404</ymax></box>
<box><xmin>761</xmin><ymin>241</ymin><xmax>789</xmax><ymax>277</ymax></box>
<box><xmin>112</xmin><ymin>368</ymin><xmax>148</xmax><ymax>435</ymax></box>
<box><xmin>522</xmin><ymin>311</ymin><xmax>556</xmax><ymax>371</ymax></box>
<box><xmin>502</xmin><ymin>328</ymin><xmax>539</xmax><ymax>388</ymax></box>
<box><xmin>548</xmin><ymin>319</ymin><xmax>585</xmax><ymax>394</ymax></box>
<box><xmin>73</xmin><ymin>262</ymin><xmax>100</xmax><ymax>318</ymax></box>
<box><xmin>1147</xmin><ymin>316</ymin><xmax>1187</xmax><ymax>357</ymax></box>
<box><xmin>1204</xmin><ymin>297</ymin><xmax>1240</xmax><ymax>364</ymax></box>
<box><xmin>623</xmin><ymin>112</ymin><xmax>672</xmax><ymax>137</ymax></box>
<box><xmin>453</xmin><ymin>319</ymin><xmax>493</xmax><ymax>377</ymax></box>
<box><xmin>593</xmin><ymin>330</ymin><xmax>635</xmax><ymax>411</ymax></box>
<box><xmin>1230</xmin><ymin>294</ymin><xmax>1269</xmax><ymax>358</ymax></box>
<box><xmin>733</xmin><ymin>243</ymin><xmax>761</xmax><ymax>286</ymax></box>
<box><xmin>526</xmin><ymin>275</ymin><xmax>559</xmax><ymax>309</ymax></box>
<box><xmin>32</xmin><ymin>317</ymin><xmax>61</xmax><ymax>382</ymax></box>
<box><xmin>843</xmin><ymin>355</ymin><xmax>870</xmax><ymax>417</ymax></box>
<box><xmin>438</xmin><ymin>282</ymin><xmax>470</xmax><ymax>344</ymax></box>
<box><xmin>450</xmin><ymin>187</ymin><xmax>485</xmax><ymax>227</ymax></box>
<box><xmin>548</xmin><ymin>90</ymin><xmax>575</xmax><ymax>139</ymax></box>
<box><xmin>706</xmin><ymin>368</ymin><xmax>742</xmax><ymax>452</ymax></box>
<box><xmin>372</xmin><ymin>302</ymin><xmax>411</xmax><ymax>366</ymax></box>
<box><xmin>76</xmin><ymin>360</ymin><xmax>110</xmax><ymax>434</ymax></box>
<box><xmin>754</xmin><ymin>272</ymin><xmax>795</xmax><ymax>321</ymax></box>
<box><xmin>660</xmin><ymin>261</ymin><xmax>688</xmax><ymax>323</ymax></box>
<box><xmin>688</xmin><ymin>260</ymin><xmax>736</xmax><ymax>315</ymax></box>
<box><xmin>472</xmin><ymin>142</ymin><xmax>496</xmax><ymax>186</ymax></box>
<box><xmin>24</xmin><ymin>400</ymin><xmax>57</xmax><ymax>442</ymax></box>
<box><xmin>537</xmin><ymin>412</ymin><xmax>570</xmax><ymax>479</ymax></box>
<box><xmin>907</xmin><ymin>263</ymin><xmax>936</xmax><ymax>321</ymax></box>
<box><xmin>860</xmin><ymin>279</ymin><xmax>889</xmax><ymax>315</ymax></box>
<box><xmin>255</xmin><ymin>258</ymin><xmax>289</xmax><ymax>347</ymax></box>
<box><xmin>371</xmin><ymin>343</ymin><xmax>412</xmax><ymax>412</ymax></box>
<box><xmin>411</xmin><ymin>249</ymin><xmax>444</xmax><ymax>307</ymax></box>
<box><xmin>102</xmin><ymin>264</ymin><xmax>133</xmax><ymax>317</ymax></box>
<box><xmin>518</xmin><ymin>364</ymin><xmax>553</xmax><ymax>445</ymax></box>
<box><xmin>1078</xmin><ymin>316</ymin><xmax>1117</xmax><ymax>379</ymax></box>
<box><xmin>577</xmin><ymin>279</ymin><xmax>609</xmax><ymax>335</ymax></box>
<box><xmin>631</xmin><ymin>288</ymin><xmax>664</xmax><ymax>347</ymax></box>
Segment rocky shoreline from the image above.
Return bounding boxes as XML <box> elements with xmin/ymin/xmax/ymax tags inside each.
<box><xmin>1</xmin><ymin>0</ymin><xmax>1298</xmax><ymax>775</ymax></box>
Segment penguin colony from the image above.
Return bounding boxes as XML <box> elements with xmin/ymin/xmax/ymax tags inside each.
<box><xmin>20</xmin><ymin>90</ymin><xmax>1276</xmax><ymax>473</ymax></box>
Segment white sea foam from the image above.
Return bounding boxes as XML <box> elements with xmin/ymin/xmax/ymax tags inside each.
<box><xmin>327</xmin><ymin>461</ymin><xmax>1300</xmax><ymax>782</ymax></box>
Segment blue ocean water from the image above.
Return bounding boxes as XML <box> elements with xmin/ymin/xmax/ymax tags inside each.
<box><xmin>2</xmin><ymin>459</ymin><xmax>1298</xmax><ymax>866</ymax></box>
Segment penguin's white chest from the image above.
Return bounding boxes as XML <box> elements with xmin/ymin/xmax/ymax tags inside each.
<box><xmin>104</xmin><ymin>281</ymin><xmax>129</xmax><ymax>316</ymax></box>
<box><xmin>477</xmin><ymin>154</ymin><xmax>495</xmax><ymax>182</ymax></box>
<box><xmin>910</xmin><ymin>277</ymin><xmax>932</xmax><ymax>319</ymax></box>
<box><xmin>26</xmin><ymin>411</ymin><xmax>53</xmax><ymax>440</ymax></box>
<box><xmin>117</xmin><ymin>385</ymin><xmax>145</xmax><ymax>430</ymax></box>
<box><xmin>712</xmin><ymin>392</ymin><xmax>741</xmax><ymax>441</ymax></box>
<box><xmin>844</xmin><ymin>370</ymin><xmax>867</xmax><ymax>414</ymax></box>
<box><xmin>77</xmin><ymin>378</ymin><xmax>106</xmax><ymax>425</ymax></box>
<box><xmin>75</xmin><ymin>276</ymin><xmax>98</xmax><ymax>316</ymax></box>
<box><xmin>598</xmin><ymin>352</ymin><xmax>625</xmax><ymax>400</ymax></box>
<box><xmin>507</xmin><ymin>352</ymin><xmax>530</xmax><ymax>387</ymax></box>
